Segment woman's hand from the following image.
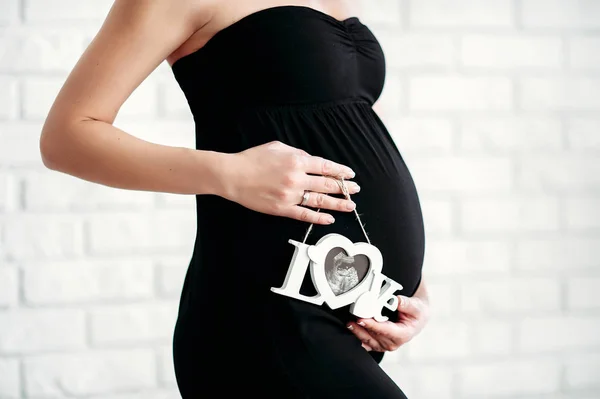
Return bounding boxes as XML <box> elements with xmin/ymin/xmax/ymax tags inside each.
<box><xmin>220</xmin><ymin>140</ymin><xmax>360</xmax><ymax>225</ymax></box>
<box><xmin>347</xmin><ymin>278</ymin><xmax>430</xmax><ymax>352</ymax></box>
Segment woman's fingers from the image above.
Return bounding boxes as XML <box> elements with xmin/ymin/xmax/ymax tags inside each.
<box><xmin>347</xmin><ymin>322</ymin><xmax>382</xmax><ymax>351</ymax></box>
<box><xmin>296</xmin><ymin>175</ymin><xmax>360</xmax><ymax>213</ymax></box>
<box><xmin>396</xmin><ymin>295</ymin><xmax>426</xmax><ymax>319</ymax></box>
<box><xmin>231</xmin><ymin>141</ymin><xmax>360</xmax><ymax>224</ymax></box>
<box><xmin>298</xmin><ymin>191</ymin><xmax>356</xmax><ymax>212</ymax></box>
<box><xmin>356</xmin><ymin>319</ymin><xmax>397</xmax><ymax>339</ymax></box>
<box><xmin>305</xmin><ymin>175</ymin><xmax>361</xmax><ymax>195</ymax></box>
<box><xmin>357</xmin><ymin>319</ymin><xmax>405</xmax><ymax>351</ymax></box>
<box><xmin>300</xmin><ymin>155</ymin><xmax>355</xmax><ymax>179</ymax></box>
<box><xmin>281</xmin><ymin>205</ymin><xmax>336</xmax><ymax>225</ymax></box>
<box><xmin>350</xmin><ymin>320</ymin><xmax>406</xmax><ymax>352</ymax></box>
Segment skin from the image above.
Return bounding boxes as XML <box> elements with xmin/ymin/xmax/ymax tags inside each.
<box><xmin>39</xmin><ymin>0</ymin><xmax>360</xmax><ymax>225</ymax></box>
<box><xmin>347</xmin><ymin>278</ymin><xmax>430</xmax><ymax>352</ymax></box>
<box><xmin>39</xmin><ymin>0</ymin><xmax>430</xmax><ymax>351</ymax></box>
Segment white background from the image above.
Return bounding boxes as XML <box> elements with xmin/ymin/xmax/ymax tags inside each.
<box><xmin>1</xmin><ymin>0</ymin><xmax>599</xmax><ymax>398</ymax></box>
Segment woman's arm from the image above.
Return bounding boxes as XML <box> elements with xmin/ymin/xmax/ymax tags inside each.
<box><xmin>39</xmin><ymin>0</ymin><xmax>358</xmax><ymax>224</ymax></box>
<box><xmin>39</xmin><ymin>0</ymin><xmax>220</xmax><ymax>195</ymax></box>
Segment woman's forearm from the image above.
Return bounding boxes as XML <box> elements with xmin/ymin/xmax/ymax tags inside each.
<box><xmin>40</xmin><ymin>118</ymin><xmax>230</xmax><ymax>196</ymax></box>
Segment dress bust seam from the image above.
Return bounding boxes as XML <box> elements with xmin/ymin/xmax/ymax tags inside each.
<box><xmin>238</xmin><ymin>97</ymin><xmax>372</xmax><ymax>111</ymax></box>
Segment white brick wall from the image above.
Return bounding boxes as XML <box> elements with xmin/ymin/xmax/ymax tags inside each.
<box><xmin>0</xmin><ymin>1</ymin><xmax>599</xmax><ymax>399</ymax></box>
<box><xmin>569</xmin><ymin>36</ymin><xmax>600</xmax><ymax>69</ymax></box>
<box><xmin>23</xmin><ymin>350</ymin><xmax>157</xmax><ymax>396</ymax></box>
<box><xmin>521</xmin><ymin>0</ymin><xmax>600</xmax><ymax>29</ymax></box>
<box><xmin>409</xmin><ymin>76</ymin><xmax>514</xmax><ymax>110</ymax></box>
<box><xmin>410</xmin><ymin>0</ymin><xmax>514</xmax><ymax>27</ymax></box>
<box><xmin>461</xmin><ymin>35</ymin><xmax>563</xmax><ymax>69</ymax></box>
<box><xmin>458</xmin><ymin>358</ymin><xmax>562</xmax><ymax>396</ymax></box>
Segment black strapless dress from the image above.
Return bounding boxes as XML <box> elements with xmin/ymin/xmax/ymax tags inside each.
<box><xmin>170</xmin><ymin>5</ymin><xmax>425</xmax><ymax>398</ymax></box>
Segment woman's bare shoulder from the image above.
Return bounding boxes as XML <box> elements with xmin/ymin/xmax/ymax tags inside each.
<box><xmin>42</xmin><ymin>0</ymin><xmax>217</xmax><ymax>131</ymax></box>
<box><xmin>316</xmin><ymin>0</ymin><xmax>361</xmax><ymax>20</ymax></box>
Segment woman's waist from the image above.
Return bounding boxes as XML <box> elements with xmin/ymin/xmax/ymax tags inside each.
<box><xmin>194</xmin><ymin>181</ymin><xmax>425</xmax><ymax>282</ymax></box>
<box><xmin>196</xmin><ymin>100</ymin><xmax>402</xmax><ymax>170</ymax></box>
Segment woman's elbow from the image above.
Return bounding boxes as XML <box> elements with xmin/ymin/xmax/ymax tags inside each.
<box><xmin>40</xmin><ymin>127</ymin><xmax>60</xmax><ymax>170</ymax></box>
<box><xmin>39</xmin><ymin>120</ymin><xmax>72</xmax><ymax>171</ymax></box>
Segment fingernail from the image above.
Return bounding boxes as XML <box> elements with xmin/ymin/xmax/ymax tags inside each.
<box><xmin>346</xmin><ymin>201</ymin><xmax>356</xmax><ymax>210</ymax></box>
<box><xmin>354</xmin><ymin>185</ymin><xmax>361</xmax><ymax>192</ymax></box>
<box><xmin>348</xmin><ymin>169</ymin><xmax>356</xmax><ymax>178</ymax></box>
<box><xmin>358</xmin><ymin>321</ymin><xmax>366</xmax><ymax>327</ymax></box>
<box><xmin>347</xmin><ymin>324</ymin><xmax>354</xmax><ymax>330</ymax></box>
<box><xmin>327</xmin><ymin>216</ymin><xmax>335</xmax><ymax>224</ymax></box>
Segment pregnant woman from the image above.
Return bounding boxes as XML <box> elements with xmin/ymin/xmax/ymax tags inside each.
<box><xmin>39</xmin><ymin>0</ymin><xmax>430</xmax><ymax>397</ymax></box>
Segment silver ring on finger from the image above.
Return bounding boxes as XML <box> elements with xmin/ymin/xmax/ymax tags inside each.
<box><xmin>300</xmin><ymin>190</ymin><xmax>311</xmax><ymax>206</ymax></box>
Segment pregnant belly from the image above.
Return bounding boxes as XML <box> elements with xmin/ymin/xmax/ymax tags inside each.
<box><xmin>195</xmin><ymin>101</ymin><xmax>426</xmax><ymax>301</ymax></box>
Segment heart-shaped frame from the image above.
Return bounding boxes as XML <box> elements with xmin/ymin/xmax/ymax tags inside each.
<box><xmin>307</xmin><ymin>233</ymin><xmax>383</xmax><ymax>310</ymax></box>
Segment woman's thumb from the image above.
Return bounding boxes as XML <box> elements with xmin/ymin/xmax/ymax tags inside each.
<box><xmin>397</xmin><ymin>295</ymin><xmax>420</xmax><ymax>315</ymax></box>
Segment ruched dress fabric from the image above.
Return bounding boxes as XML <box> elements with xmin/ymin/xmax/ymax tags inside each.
<box><xmin>170</xmin><ymin>6</ymin><xmax>425</xmax><ymax>398</ymax></box>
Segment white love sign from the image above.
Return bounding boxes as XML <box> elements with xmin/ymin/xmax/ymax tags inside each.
<box><xmin>271</xmin><ymin>233</ymin><xmax>403</xmax><ymax>322</ymax></box>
